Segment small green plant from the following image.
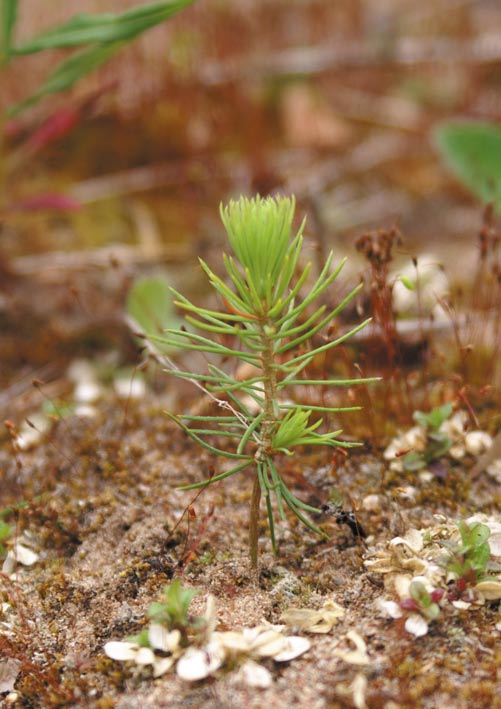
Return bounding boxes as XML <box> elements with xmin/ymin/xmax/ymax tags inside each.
<box><xmin>399</xmin><ymin>580</ymin><xmax>443</xmax><ymax>622</ymax></box>
<box><xmin>442</xmin><ymin>520</ymin><xmax>491</xmax><ymax>584</ymax></box>
<box><xmin>403</xmin><ymin>403</ymin><xmax>453</xmax><ymax>471</ymax></box>
<box><xmin>129</xmin><ymin>579</ymin><xmax>203</xmax><ymax>648</ymax></box>
<box><xmin>146</xmin><ymin>194</ymin><xmax>375</xmax><ymax>565</ymax></box>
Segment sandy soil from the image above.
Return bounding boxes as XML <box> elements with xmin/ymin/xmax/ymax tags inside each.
<box><xmin>1</xmin><ymin>385</ymin><xmax>500</xmax><ymax>708</ymax></box>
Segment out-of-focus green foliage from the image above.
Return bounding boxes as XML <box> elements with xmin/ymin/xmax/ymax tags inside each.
<box><xmin>13</xmin><ymin>0</ymin><xmax>194</xmax><ymax>53</ymax></box>
<box><xmin>1</xmin><ymin>0</ymin><xmax>18</xmax><ymax>62</ymax></box>
<box><xmin>3</xmin><ymin>0</ymin><xmax>195</xmax><ymax>114</ymax></box>
<box><xmin>435</xmin><ymin>122</ymin><xmax>501</xmax><ymax>211</ymax></box>
<box><xmin>127</xmin><ymin>275</ymin><xmax>182</xmax><ymax>354</ymax></box>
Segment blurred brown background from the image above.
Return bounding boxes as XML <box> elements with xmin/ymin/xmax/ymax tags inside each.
<box><xmin>3</xmin><ymin>0</ymin><xmax>501</xmax><ymax>263</ymax></box>
<box><xmin>1</xmin><ymin>0</ymin><xmax>501</xmax><ymax>396</ymax></box>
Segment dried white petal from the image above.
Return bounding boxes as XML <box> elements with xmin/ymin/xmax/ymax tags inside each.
<box><xmin>486</xmin><ymin>459</ymin><xmax>501</xmax><ymax>484</ymax></box>
<box><xmin>15</xmin><ymin>426</ymin><xmax>44</xmax><ymax>451</ymax></box>
<box><xmin>114</xmin><ymin>376</ymin><xmax>146</xmax><ymax>400</ymax></box>
<box><xmin>449</xmin><ymin>444</ymin><xmax>466</xmax><ymax>460</ymax></box>
<box><xmin>474</xmin><ymin>580</ymin><xmax>501</xmax><ymax>600</ymax></box>
<box><xmin>249</xmin><ymin>629</ymin><xmax>287</xmax><ymax>658</ymax></box>
<box><xmin>67</xmin><ymin>359</ymin><xmax>96</xmax><ymax>383</ymax></box>
<box><xmin>362</xmin><ymin>494</ymin><xmax>381</xmax><ymax>512</ymax></box>
<box><xmin>135</xmin><ymin>647</ymin><xmax>156</xmax><ymax>666</ymax></box>
<box><xmin>273</xmin><ymin>635</ymin><xmax>310</xmax><ymax>662</ymax></box>
<box><xmin>216</xmin><ymin>631</ymin><xmax>251</xmax><ymax>654</ymax></box>
<box><xmin>419</xmin><ymin>470</ymin><xmax>435</xmax><ymax>483</ymax></box>
<box><xmin>334</xmin><ymin>631</ymin><xmax>370</xmax><ymax>665</ymax></box>
<box><xmin>104</xmin><ymin>641</ymin><xmax>139</xmax><ymax>661</ymax></box>
<box><xmin>239</xmin><ymin>660</ymin><xmax>272</xmax><ymax>688</ymax></box>
<box><xmin>351</xmin><ymin>672</ymin><xmax>369</xmax><ymax>709</ymax></box>
<box><xmin>404</xmin><ymin>426</ymin><xmax>427</xmax><ymax>450</ymax></box>
<box><xmin>390</xmin><ymin>529</ymin><xmax>423</xmax><ymax>554</ymax></box>
<box><xmin>377</xmin><ymin>599</ymin><xmax>403</xmax><ymax>619</ymax></box>
<box><xmin>452</xmin><ymin>600</ymin><xmax>471</xmax><ymax>610</ymax></box>
<box><xmin>74</xmin><ymin>404</ymin><xmax>98</xmax><ymax>418</ymax></box>
<box><xmin>176</xmin><ymin>641</ymin><xmax>224</xmax><ymax>681</ymax></box>
<box><xmin>441</xmin><ymin>411</ymin><xmax>467</xmax><ymax>439</ymax></box>
<box><xmin>404</xmin><ymin>614</ymin><xmax>428</xmax><ymax>637</ymax></box>
<box><xmin>10</xmin><ymin>544</ymin><xmax>39</xmax><ymax>567</ymax></box>
<box><xmin>148</xmin><ymin>625</ymin><xmax>180</xmax><ymax>653</ymax></box>
<box><xmin>363</xmin><ymin>557</ymin><xmax>395</xmax><ymax>574</ymax></box>
<box><xmin>383</xmin><ymin>427</ymin><xmax>426</xmax><ymax>461</ymax></box>
<box><xmin>153</xmin><ymin>656</ymin><xmax>176</xmax><ymax>678</ymax></box>
<box><xmin>74</xmin><ymin>381</ymin><xmax>102</xmax><ymax>404</ymax></box>
<box><xmin>488</xmin><ymin>532</ymin><xmax>501</xmax><ymax>557</ymax></box>
<box><xmin>280</xmin><ymin>598</ymin><xmax>344</xmax><ymax>634</ymax></box>
<box><xmin>465</xmin><ymin>431</ymin><xmax>492</xmax><ymax>456</ymax></box>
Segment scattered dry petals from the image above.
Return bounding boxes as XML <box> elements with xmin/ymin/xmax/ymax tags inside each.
<box><xmin>393</xmin><ymin>574</ymin><xmax>412</xmax><ymax>599</ymax></box>
<box><xmin>217</xmin><ymin>630</ymin><xmax>251</xmax><ymax>654</ymax></box>
<box><xmin>148</xmin><ymin>625</ymin><xmax>180</xmax><ymax>653</ymax></box>
<box><xmin>114</xmin><ymin>375</ymin><xmax>146</xmax><ymax>400</ymax></box>
<box><xmin>465</xmin><ymin>431</ymin><xmax>492</xmax><ymax>456</ymax></box>
<box><xmin>248</xmin><ymin>629</ymin><xmax>287</xmax><ymax>658</ymax></box>
<box><xmin>135</xmin><ymin>647</ymin><xmax>156</xmax><ymax>666</ymax></box>
<box><xmin>74</xmin><ymin>381</ymin><xmax>102</xmax><ymax>404</ymax></box>
<box><xmin>2</xmin><ymin>543</ymin><xmax>40</xmax><ymax>575</ymax></box>
<box><xmin>16</xmin><ymin>415</ymin><xmax>51</xmax><ymax>450</ymax></box>
<box><xmin>404</xmin><ymin>614</ymin><xmax>428</xmax><ymax>637</ymax></box>
<box><xmin>334</xmin><ymin>631</ymin><xmax>370</xmax><ymax>666</ymax></box>
<box><xmin>486</xmin><ymin>459</ymin><xmax>501</xmax><ymax>484</ymax></box>
<box><xmin>488</xmin><ymin>532</ymin><xmax>501</xmax><ymax>557</ymax></box>
<box><xmin>474</xmin><ymin>580</ymin><xmax>501</xmax><ymax>600</ymax></box>
<box><xmin>176</xmin><ymin>641</ymin><xmax>224</xmax><ymax>681</ymax></box>
<box><xmin>273</xmin><ymin>636</ymin><xmax>310</xmax><ymax>662</ymax></box>
<box><xmin>449</xmin><ymin>444</ymin><xmax>466</xmax><ymax>460</ymax></box>
<box><xmin>390</xmin><ymin>529</ymin><xmax>423</xmax><ymax>554</ymax></box>
<box><xmin>441</xmin><ymin>411</ymin><xmax>467</xmax><ymax>438</ymax></box>
<box><xmin>280</xmin><ymin>598</ymin><xmax>344</xmax><ymax>634</ymax></box>
<box><xmin>238</xmin><ymin>660</ymin><xmax>272</xmax><ymax>688</ymax></box>
<box><xmin>13</xmin><ymin>543</ymin><xmax>39</xmax><ymax>566</ymax></box>
<box><xmin>362</xmin><ymin>494</ymin><xmax>381</xmax><ymax>512</ymax></box>
<box><xmin>452</xmin><ymin>600</ymin><xmax>471</xmax><ymax>610</ymax></box>
<box><xmin>383</xmin><ymin>426</ymin><xmax>426</xmax><ymax>462</ymax></box>
<box><xmin>104</xmin><ymin>641</ymin><xmax>139</xmax><ymax>662</ymax></box>
<box><xmin>363</xmin><ymin>557</ymin><xmax>396</xmax><ymax>574</ymax></box>
<box><xmin>351</xmin><ymin>672</ymin><xmax>369</xmax><ymax>709</ymax></box>
<box><xmin>377</xmin><ymin>599</ymin><xmax>403</xmax><ymax>619</ymax></box>
<box><xmin>152</xmin><ymin>656</ymin><xmax>176</xmax><ymax>678</ymax></box>
<box><xmin>74</xmin><ymin>404</ymin><xmax>99</xmax><ymax>418</ymax></box>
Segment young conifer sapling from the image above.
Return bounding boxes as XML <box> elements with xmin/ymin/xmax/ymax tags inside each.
<box><xmin>151</xmin><ymin>195</ymin><xmax>375</xmax><ymax>566</ymax></box>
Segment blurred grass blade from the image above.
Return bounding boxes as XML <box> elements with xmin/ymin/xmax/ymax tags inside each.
<box><xmin>13</xmin><ymin>0</ymin><xmax>194</xmax><ymax>54</ymax></box>
<box><xmin>9</xmin><ymin>42</ymin><xmax>124</xmax><ymax>115</ymax></box>
<box><xmin>434</xmin><ymin>121</ymin><xmax>501</xmax><ymax>210</ymax></box>
<box><xmin>1</xmin><ymin>0</ymin><xmax>18</xmax><ymax>62</ymax></box>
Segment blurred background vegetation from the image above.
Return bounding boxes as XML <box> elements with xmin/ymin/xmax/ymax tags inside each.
<box><xmin>1</xmin><ymin>0</ymin><xmax>500</xmax><ymax>429</ymax></box>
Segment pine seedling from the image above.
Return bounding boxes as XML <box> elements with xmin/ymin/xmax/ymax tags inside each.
<box><xmin>152</xmin><ymin>195</ymin><xmax>375</xmax><ymax>566</ymax></box>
